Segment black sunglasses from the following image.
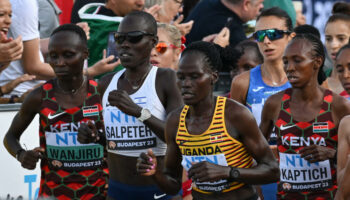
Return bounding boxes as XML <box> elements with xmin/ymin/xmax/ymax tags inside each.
<box><xmin>114</xmin><ymin>31</ymin><xmax>155</xmax><ymax>45</ymax></box>
<box><xmin>253</xmin><ymin>29</ymin><xmax>291</xmax><ymax>42</ymax></box>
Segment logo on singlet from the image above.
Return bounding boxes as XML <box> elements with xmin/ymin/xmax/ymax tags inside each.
<box><xmin>153</xmin><ymin>193</ymin><xmax>166</xmax><ymax>199</ymax></box>
<box><xmin>48</xmin><ymin>111</ymin><xmax>66</xmax><ymax>119</ymax></box>
<box><xmin>252</xmin><ymin>86</ymin><xmax>264</xmax><ymax>92</ymax></box>
<box><xmin>280</xmin><ymin>124</ymin><xmax>296</xmax><ymax>131</ymax></box>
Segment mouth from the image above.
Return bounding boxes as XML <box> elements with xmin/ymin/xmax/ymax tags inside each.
<box><xmin>150</xmin><ymin>59</ymin><xmax>160</xmax><ymax>66</ymax></box>
<box><xmin>118</xmin><ymin>52</ymin><xmax>133</xmax><ymax>59</ymax></box>
<box><xmin>264</xmin><ymin>48</ymin><xmax>274</xmax><ymax>55</ymax></box>
<box><xmin>0</xmin><ymin>27</ymin><xmax>9</xmax><ymax>36</ymax></box>
<box><xmin>287</xmin><ymin>75</ymin><xmax>298</xmax><ymax>82</ymax></box>
<box><xmin>182</xmin><ymin>91</ymin><xmax>195</xmax><ymax>99</ymax></box>
<box><xmin>343</xmin><ymin>82</ymin><xmax>350</xmax><ymax>90</ymax></box>
<box><xmin>331</xmin><ymin>52</ymin><xmax>337</xmax><ymax>60</ymax></box>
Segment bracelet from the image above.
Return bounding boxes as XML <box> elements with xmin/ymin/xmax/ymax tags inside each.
<box><xmin>16</xmin><ymin>149</ymin><xmax>25</xmax><ymax>161</ymax></box>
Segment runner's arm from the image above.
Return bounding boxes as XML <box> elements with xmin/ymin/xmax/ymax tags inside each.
<box><xmin>260</xmin><ymin>93</ymin><xmax>282</xmax><ymax>140</ymax></box>
<box><xmin>230</xmin><ymin>71</ymin><xmax>249</xmax><ymax>104</ymax></box>
<box><xmin>337</xmin><ymin>116</ymin><xmax>350</xmax><ymax>182</ymax></box>
<box><xmin>141</xmin><ymin>68</ymin><xmax>183</xmax><ymax>141</ymax></box>
<box><xmin>226</xmin><ymin>100</ymin><xmax>279</xmax><ymax>184</ymax></box>
<box><xmin>138</xmin><ymin>110</ymin><xmax>183</xmax><ymax>194</ymax></box>
<box><xmin>3</xmin><ymin>87</ymin><xmax>42</xmax><ymax>157</ymax></box>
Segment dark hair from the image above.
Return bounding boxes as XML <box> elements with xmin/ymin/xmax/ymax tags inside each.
<box><xmin>336</xmin><ymin>43</ymin><xmax>350</xmax><ymax>60</ymax></box>
<box><xmin>332</xmin><ymin>2</ymin><xmax>350</xmax><ymax>15</ymax></box>
<box><xmin>181</xmin><ymin>41</ymin><xmax>239</xmax><ymax>72</ymax></box>
<box><xmin>235</xmin><ymin>40</ymin><xmax>263</xmax><ymax>64</ymax></box>
<box><xmin>291</xmin><ymin>34</ymin><xmax>326</xmax><ymax>84</ymax></box>
<box><xmin>124</xmin><ymin>11</ymin><xmax>157</xmax><ymax>35</ymax></box>
<box><xmin>257</xmin><ymin>7</ymin><xmax>293</xmax><ymax>32</ymax></box>
<box><xmin>326</xmin><ymin>2</ymin><xmax>350</xmax><ymax>26</ymax></box>
<box><xmin>215</xmin><ymin>44</ymin><xmax>241</xmax><ymax>72</ymax></box>
<box><xmin>51</xmin><ymin>24</ymin><xmax>87</xmax><ymax>48</ymax></box>
<box><xmin>293</xmin><ymin>24</ymin><xmax>321</xmax><ymax>39</ymax></box>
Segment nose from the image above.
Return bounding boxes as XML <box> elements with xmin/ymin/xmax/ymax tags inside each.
<box><xmin>330</xmin><ymin>40</ymin><xmax>340</xmax><ymax>50</ymax></box>
<box><xmin>344</xmin><ymin>67</ymin><xmax>350</xmax><ymax>79</ymax></box>
<box><xmin>5</xmin><ymin>14</ymin><xmax>11</xmax><ymax>25</ymax></box>
<box><xmin>263</xmin><ymin>35</ymin><xmax>271</xmax><ymax>44</ymax></box>
<box><xmin>284</xmin><ymin>60</ymin><xmax>295</xmax><ymax>73</ymax></box>
<box><xmin>151</xmin><ymin>48</ymin><xmax>158</xmax><ymax>56</ymax></box>
<box><xmin>181</xmin><ymin>77</ymin><xmax>192</xmax><ymax>88</ymax></box>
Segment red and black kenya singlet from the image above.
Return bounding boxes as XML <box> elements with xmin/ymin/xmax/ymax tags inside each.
<box><xmin>38</xmin><ymin>79</ymin><xmax>108</xmax><ymax>200</ymax></box>
<box><xmin>275</xmin><ymin>88</ymin><xmax>337</xmax><ymax>200</ymax></box>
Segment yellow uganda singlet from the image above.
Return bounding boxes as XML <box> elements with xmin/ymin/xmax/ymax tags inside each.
<box><xmin>176</xmin><ymin>96</ymin><xmax>254</xmax><ymax>194</ymax></box>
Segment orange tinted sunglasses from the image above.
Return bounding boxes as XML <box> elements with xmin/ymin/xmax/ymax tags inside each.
<box><xmin>155</xmin><ymin>42</ymin><xmax>179</xmax><ymax>54</ymax></box>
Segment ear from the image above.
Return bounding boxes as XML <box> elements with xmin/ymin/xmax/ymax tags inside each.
<box><xmin>152</xmin><ymin>36</ymin><xmax>159</xmax><ymax>48</ymax></box>
<box><xmin>314</xmin><ymin>56</ymin><xmax>322</xmax><ymax>70</ymax></box>
<box><xmin>211</xmin><ymin>70</ymin><xmax>219</xmax><ymax>85</ymax></box>
<box><xmin>288</xmin><ymin>32</ymin><xmax>296</xmax><ymax>41</ymax></box>
<box><xmin>242</xmin><ymin>0</ymin><xmax>251</xmax><ymax>11</ymax></box>
<box><xmin>83</xmin><ymin>48</ymin><xmax>89</xmax><ymax>59</ymax></box>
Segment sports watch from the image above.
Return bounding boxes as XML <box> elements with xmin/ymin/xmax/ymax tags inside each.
<box><xmin>229</xmin><ymin>167</ymin><xmax>240</xmax><ymax>181</ymax></box>
<box><xmin>137</xmin><ymin>108</ymin><xmax>151</xmax><ymax>122</ymax></box>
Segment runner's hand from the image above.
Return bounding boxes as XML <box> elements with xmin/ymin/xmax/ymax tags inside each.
<box><xmin>78</xmin><ymin>121</ymin><xmax>100</xmax><ymax>143</ymax></box>
<box><xmin>137</xmin><ymin>149</ymin><xmax>157</xmax><ymax>176</ymax></box>
<box><xmin>108</xmin><ymin>90</ymin><xmax>142</xmax><ymax>117</ymax></box>
<box><xmin>299</xmin><ymin>145</ymin><xmax>336</xmax><ymax>163</ymax></box>
<box><xmin>188</xmin><ymin>161</ymin><xmax>230</xmax><ymax>182</ymax></box>
<box><xmin>18</xmin><ymin>147</ymin><xmax>44</xmax><ymax>170</ymax></box>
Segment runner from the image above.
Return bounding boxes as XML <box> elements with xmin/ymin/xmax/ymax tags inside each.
<box><xmin>335</xmin><ymin>44</ymin><xmax>350</xmax><ymax>99</ymax></box>
<box><xmin>260</xmin><ymin>34</ymin><xmax>350</xmax><ymax>199</ymax></box>
<box><xmin>137</xmin><ymin>41</ymin><xmax>279</xmax><ymax>200</ymax></box>
<box><xmin>77</xmin><ymin>11</ymin><xmax>183</xmax><ymax>200</ymax></box>
<box><xmin>229</xmin><ymin>7</ymin><xmax>295</xmax><ymax>199</ymax></box>
<box><xmin>3</xmin><ymin>24</ymin><xmax>108</xmax><ymax>199</ymax></box>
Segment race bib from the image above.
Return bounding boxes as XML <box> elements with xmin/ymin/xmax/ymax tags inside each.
<box><xmin>104</xmin><ymin>107</ymin><xmax>157</xmax><ymax>150</ymax></box>
<box><xmin>182</xmin><ymin>154</ymin><xmax>230</xmax><ymax>192</ymax></box>
<box><xmin>45</xmin><ymin>131</ymin><xmax>104</xmax><ymax>171</ymax></box>
<box><xmin>279</xmin><ymin>152</ymin><xmax>332</xmax><ymax>192</ymax></box>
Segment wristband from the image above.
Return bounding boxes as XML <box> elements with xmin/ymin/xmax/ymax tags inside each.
<box><xmin>16</xmin><ymin>149</ymin><xmax>25</xmax><ymax>161</ymax></box>
<box><xmin>229</xmin><ymin>167</ymin><xmax>240</xmax><ymax>182</ymax></box>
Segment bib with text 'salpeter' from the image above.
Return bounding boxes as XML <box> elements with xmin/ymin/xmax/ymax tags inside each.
<box><xmin>39</xmin><ymin>79</ymin><xmax>108</xmax><ymax>199</ymax></box>
<box><xmin>275</xmin><ymin>88</ymin><xmax>337</xmax><ymax>200</ymax></box>
<box><xmin>102</xmin><ymin>66</ymin><xmax>167</xmax><ymax>157</ymax></box>
<box><xmin>176</xmin><ymin>96</ymin><xmax>254</xmax><ymax>194</ymax></box>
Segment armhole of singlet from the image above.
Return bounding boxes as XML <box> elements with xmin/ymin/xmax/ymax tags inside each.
<box><xmin>175</xmin><ymin>105</ymin><xmax>189</xmax><ymax>143</ymax></box>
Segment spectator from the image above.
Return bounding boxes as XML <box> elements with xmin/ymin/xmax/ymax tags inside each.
<box><xmin>37</xmin><ymin>0</ymin><xmax>61</xmax><ymax>38</ymax></box>
<box><xmin>185</xmin><ymin>0</ymin><xmax>264</xmax><ymax>47</ymax></box>
<box><xmin>0</xmin><ymin>0</ymin><xmax>119</xmax><ymax>97</ymax></box>
<box><xmin>150</xmin><ymin>23</ymin><xmax>182</xmax><ymax>71</ymax></box>
<box><xmin>78</xmin><ymin>0</ymin><xmax>145</xmax><ymax>78</ymax></box>
<box><xmin>70</xmin><ymin>0</ymin><xmax>105</xmax><ymax>23</ymax></box>
<box><xmin>324</xmin><ymin>3</ymin><xmax>350</xmax><ymax>94</ymax></box>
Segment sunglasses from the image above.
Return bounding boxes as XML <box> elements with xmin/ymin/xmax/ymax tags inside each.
<box><xmin>253</xmin><ymin>29</ymin><xmax>291</xmax><ymax>42</ymax></box>
<box><xmin>155</xmin><ymin>42</ymin><xmax>179</xmax><ymax>54</ymax></box>
<box><xmin>114</xmin><ymin>31</ymin><xmax>155</xmax><ymax>44</ymax></box>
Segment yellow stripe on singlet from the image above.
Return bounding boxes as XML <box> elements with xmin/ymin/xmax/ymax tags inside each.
<box><xmin>176</xmin><ymin>96</ymin><xmax>254</xmax><ymax>194</ymax></box>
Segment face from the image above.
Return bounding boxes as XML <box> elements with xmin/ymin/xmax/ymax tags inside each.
<box><xmin>106</xmin><ymin>0</ymin><xmax>144</xmax><ymax>16</ymax></box>
<box><xmin>325</xmin><ymin>20</ymin><xmax>350</xmax><ymax>61</ymax></box>
<box><xmin>150</xmin><ymin>28</ymin><xmax>180</xmax><ymax>70</ymax></box>
<box><xmin>158</xmin><ymin>0</ymin><xmax>183</xmax><ymax>23</ymax></box>
<box><xmin>48</xmin><ymin>32</ymin><xmax>88</xmax><ymax>78</ymax></box>
<box><xmin>0</xmin><ymin>0</ymin><xmax>11</xmax><ymax>36</ymax></box>
<box><xmin>234</xmin><ymin>49</ymin><xmax>261</xmax><ymax>76</ymax></box>
<box><xmin>116</xmin><ymin>16</ymin><xmax>157</xmax><ymax>68</ymax></box>
<box><xmin>177</xmin><ymin>52</ymin><xmax>216</xmax><ymax>105</ymax></box>
<box><xmin>335</xmin><ymin>48</ymin><xmax>350</xmax><ymax>94</ymax></box>
<box><xmin>283</xmin><ymin>39</ymin><xmax>319</xmax><ymax>88</ymax></box>
<box><xmin>255</xmin><ymin>16</ymin><xmax>293</xmax><ymax>63</ymax></box>
<box><xmin>243</xmin><ymin>0</ymin><xmax>264</xmax><ymax>22</ymax></box>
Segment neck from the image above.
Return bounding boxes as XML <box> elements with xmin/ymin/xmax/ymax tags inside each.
<box><xmin>261</xmin><ymin>60</ymin><xmax>287</xmax><ymax>85</ymax></box>
<box><xmin>221</xmin><ymin>0</ymin><xmax>245</xmax><ymax>22</ymax></box>
<box><xmin>188</xmin><ymin>94</ymin><xmax>215</xmax><ymax>117</ymax></box>
<box><xmin>57</xmin><ymin>75</ymin><xmax>85</xmax><ymax>94</ymax></box>
<box><xmin>292</xmin><ymin>82</ymin><xmax>323</xmax><ymax>102</ymax></box>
